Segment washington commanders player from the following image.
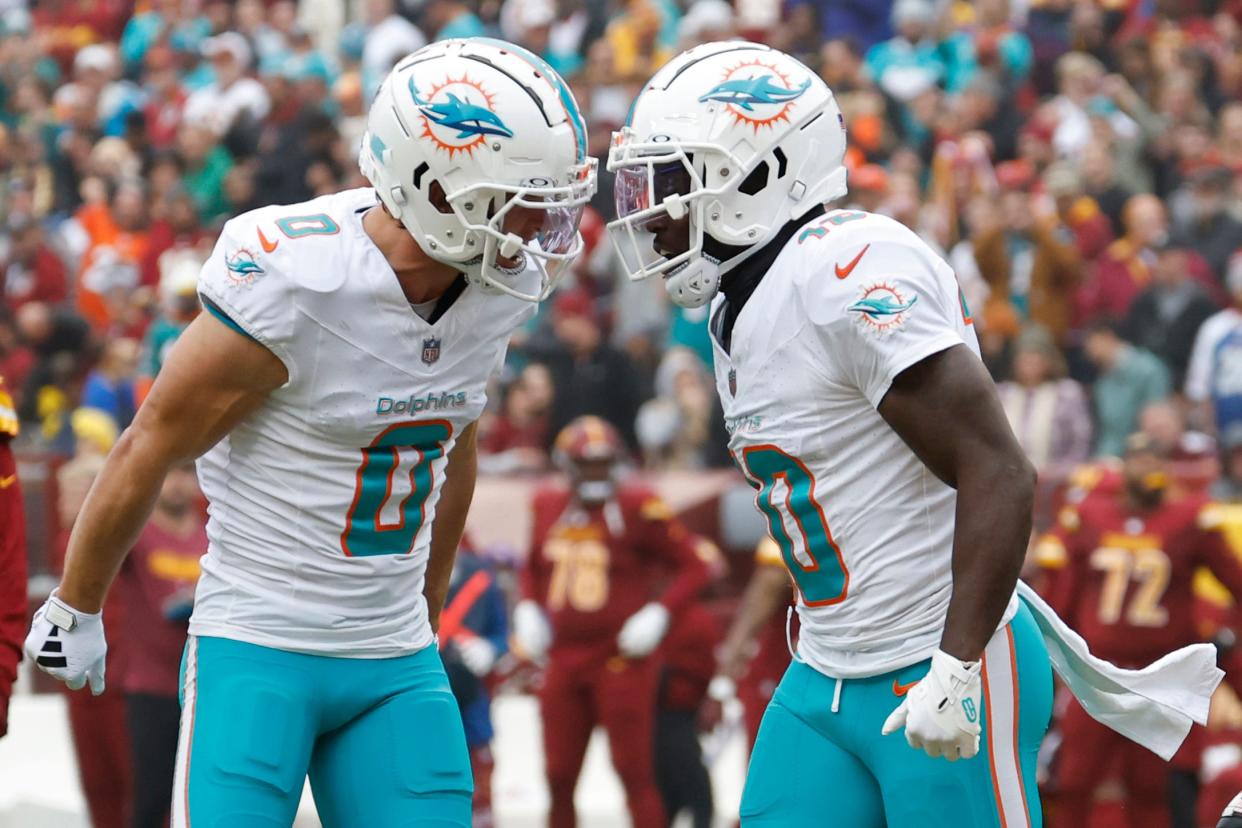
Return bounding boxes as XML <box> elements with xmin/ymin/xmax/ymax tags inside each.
<box><xmin>514</xmin><ymin>415</ymin><xmax>711</xmax><ymax>828</ymax></box>
<box><xmin>1036</xmin><ymin>433</ymin><xmax>1242</xmax><ymax>828</ymax></box>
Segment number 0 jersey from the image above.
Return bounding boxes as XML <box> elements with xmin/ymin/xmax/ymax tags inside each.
<box><xmin>712</xmin><ymin>210</ymin><xmax>1017</xmax><ymax>678</ymax></box>
<box><xmin>192</xmin><ymin>188</ymin><xmax>536</xmax><ymax>656</ymax></box>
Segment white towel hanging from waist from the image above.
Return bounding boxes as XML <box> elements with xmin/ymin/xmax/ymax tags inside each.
<box><xmin>1016</xmin><ymin>580</ymin><xmax>1222</xmax><ymax>761</ymax></box>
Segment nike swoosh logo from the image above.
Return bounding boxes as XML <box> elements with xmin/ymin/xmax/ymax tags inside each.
<box><xmin>0</xmin><ymin>474</ymin><xmax>14</xmax><ymax>489</ymax></box>
<box><xmin>257</xmin><ymin>227</ymin><xmax>278</xmax><ymax>253</ymax></box>
<box><xmin>892</xmin><ymin>678</ymin><xmax>919</xmax><ymax>696</ymax></box>
<box><xmin>835</xmin><ymin>243</ymin><xmax>870</xmax><ymax>279</ymax></box>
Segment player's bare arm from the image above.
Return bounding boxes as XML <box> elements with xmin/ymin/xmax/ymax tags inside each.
<box><xmin>58</xmin><ymin>312</ymin><xmax>287</xmax><ymax>614</ymax></box>
<box><xmin>716</xmin><ymin>564</ymin><xmax>790</xmax><ymax>681</ymax></box>
<box><xmin>424</xmin><ymin>420</ymin><xmax>478</xmax><ymax>633</ymax></box>
<box><xmin>877</xmin><ymin>344</ymin><xmax>1036</xmax><ymax>662</ymax></box>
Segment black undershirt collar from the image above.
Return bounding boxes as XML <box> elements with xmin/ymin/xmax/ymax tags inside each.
<box><xmin>711</xmin><ymin>205</ymin><xmax>825</xmax><ymax>355</ymax></box>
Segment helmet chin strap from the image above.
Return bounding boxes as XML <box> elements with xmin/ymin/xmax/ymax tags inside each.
<box><xmin>664</xmin><ymin>229</ymin><xmax>752</xmax><ymax>309</ymax></box>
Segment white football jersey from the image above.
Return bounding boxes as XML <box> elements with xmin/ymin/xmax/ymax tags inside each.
<box><xmin>191</xmin><ymin>188</ymin><xmax>536</xmax><ymax>657</ymax></box>
<box><xmin>712</xmin><ymin>210</ymin><xmax>1017</xmax><ymax>678</ymax></box>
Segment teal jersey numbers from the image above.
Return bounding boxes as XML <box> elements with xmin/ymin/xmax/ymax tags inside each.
<box><xmin>740</xmin><ymin>445</ymin><xmax>849</xmax><ymax>606</ymax></box>
<box><xmin>341</xmin><ymin>420</ymin><xmax>453</xmax><ymax>557</ymax></box>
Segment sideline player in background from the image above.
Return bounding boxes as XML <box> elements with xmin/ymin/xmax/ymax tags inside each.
<box><xmin>25</xmin><ymin>39</ymin><xmax>595</xmax><ymax>827</ymax></box>
<box><xmin>514</xmin><ymin>415</ymin><xmax>711</xmax><ymax>828</ymax></box>
<box><xmin>708</xmin><ymin>536</ymin><xmax>794</xmax><ymax>751</ymax></box>
<box><xmin>111</xmin><ymin>463</ymin><xmax>206</xmax><ymax>828</ymax></box>
<box><xmin>0</xmin><ymin>373</ymin><xmax>24</xmax><ymax>741</ymax></box>
<box><xmin>1036</xmin><ymin>434</ymin><xmax>1242</xmax><ymax>828</ymax></box>
<box><xmin>607</xmin><ymin>41</ymin><xmax>1218</xmax><ymax>827</ymax></box>
<box><xmin>439</xmin><ymin>539</ymin><xmax>510</xmax><ymax>828</ymax></box>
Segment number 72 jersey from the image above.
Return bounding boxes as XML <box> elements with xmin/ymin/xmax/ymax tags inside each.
<box><xmin>1037</xmin><ymin>491</ymin><xmax>1242</xmax><ymax>668</ymax></box>
<box><xmin>191</xmin><ymin>188</ymin><xmax>537</xmax><ymax>657</ymax></box>
<box><xmin>711</xmin><ymin>210</ymin><xmax>1010</xmax><ymax>679</ymax></box>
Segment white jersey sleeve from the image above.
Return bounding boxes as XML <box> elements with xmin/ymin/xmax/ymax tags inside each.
<box><xmin>197</xmin><ymin>219</ymin><xmax>298</xmax><ymax>379</ymax></box>
<box><xmin>807</xmin><ymin>232</ymin><xmax>971</xmax><ymax>409</ymax></box>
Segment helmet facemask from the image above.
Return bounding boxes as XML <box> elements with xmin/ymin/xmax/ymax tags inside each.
<box><xmin>440</xmin><ymin>161</ymin><xmax>597</xmax><ymax>302</ymax></box>
<box><xmin>607</xmin><ymin>136</ymin><xmax>748</xmax><ymax>308</ymax></box>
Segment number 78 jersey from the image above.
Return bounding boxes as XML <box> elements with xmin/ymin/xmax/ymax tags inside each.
<box><xmin>191</xmin><ymin>189</ymin><xmax>536</xmax><ymax>656</ymax></box>
<box><xmin>712</xmin><ymin>210</ymin><xmax>1015</xmax><ymax>679</ymax></box>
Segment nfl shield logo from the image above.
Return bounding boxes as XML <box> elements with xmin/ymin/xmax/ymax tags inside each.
<box><xmin>421</xmin><ymin>337</ymin><xmax>441</xmax><ymax>366</ymax></box>
<box><xmin>727</xmin><ymin>368</ymin><xmax>736</xmax><ymax>396</ymax></box>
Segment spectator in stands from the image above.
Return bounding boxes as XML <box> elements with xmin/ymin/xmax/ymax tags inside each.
<box><xmin>140</xmin><ymin>46</ymin><xmax>188</xmax><ymax>152</ymax></box>
<box><xmin>997</xmin><ymin>326</ymin><xmax>1092</xmax><ymax>478</ymax></box>
<box><xmin>1186</xmin><ymin>256</ymin><xmax>1242</xmax><ymax>438</ymax></box>
<box><xmin>119</xmin><ymin>0</ymin><xmax>180</xmax><ymax>74</ymax></box>
<box><xmin>537</xmin><ymin>289</ymin><xmax>642</xmax><ymax>451</ymax></box>
<box><xmin>1080</xmin><ymin>138</ymin><xmax>1133</xmax><ymax>237</ymax></box>
<box><xmin>140</xmin><ymin>185</ymin><xmax>206</xmax><ymax>288</ymax></box>
<box><xmin>1122</xmin><ymin>239</ymin><xmax>1220</xmax><ymax>389</ymax></box>
<box><xmin>971</xmin><ymin>160</ymin><xmax>1081</xmax><ymax>346</ymax></box>
<box><xmin>1173</xmin><ymin>165</ymin><xmax>1242</xmax><ymax>283</ymax></box>
<box><xmin>480</xmin><ymin>363</ymin><xmax>552</xmax><ymax>474</ymax></box>
<box><xmin>604</xmin><ymin>0</ymin><xmax>676</xmax><ymax>84</ymax></box>
<box><xmin>81</xmin><ymin>336</ymin><xmax>138</xmax><ymax>429</ymax></box>
<box><xmin>361</xmin><ymin>0</ymin><xmax>426</xmax><ymax>101</ymax></box>
<box><xmin>426</xmin><ymin>0</ymin><xmax>487</xmax><ymax>40</ymax></box>
<box><xmin>635</xmin><ymin>347</ymin><xmax>715</xmax><ymax>471</ymax></box>
<box><xmin>13</xmin><ymin>301</ymin><xmax>91</xmax><ymax>436</ymax></box>
<box><xmin>1212</xmin><ymin>424</ymin><xmax>1242</xmax><ymax>502</ymax></box>
<box><xmin>1043</xmin><ymin>162</ymin><xmax>1114</xmax><ymax>263</ymax></box>
<box><xmin>1080</xmin><ymin>194</ymin><xmax>1218</xmax><ymax>330</ymax></box>
<box><xmin>1</xmin><ymin>215</ymin><xmax>68</xmax><ymax>311</ymax></box>
<box><xmin>183</xmin><ymin>32</ymin><xmax>270</xmax><ymax>143</ymax></box>
<box><xmin>142</xmin><ymin>252</ymin><xmax>201</xmax><ymax>383</ymax></box>
<box><xmin>966</xmin><ymin>0</ymin><xmax>1032</xmax><ymax>93</ymax></box>
<box><xmin>113</xmin><ymin>463</ymin><xmax>206</xmax><ymax>828</ymax></box>
<box><xmin>866</xmin><ymin>0</ymin><xmax>971</xmax><ymax>102</ymax></box>
<box><xmin>779</xmin><ymin>0</ymin><xmax>891</xmax><ymax>57</ymax></box>
<box><xmin>1084</xmin><ymin>320</ymin><xmax>1171</xmax><ymax>457</ymax></box>
<box><xmin>175</xmin><ymin>121</ymin><xmax>233</xmax><ymax>223</ymax></box>
<box><xmin>0</xmin><ymin>373</ymin><xmax>24</xmax><ymax>741</ymax></box>
<box><xmin>75</xmin><ymin>178</ymin><xmax>151</xmax><ymax>331</ymax></box>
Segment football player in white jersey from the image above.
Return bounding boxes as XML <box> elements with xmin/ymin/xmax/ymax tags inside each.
<box><xmin>609</xmin><ymin>40</ymin><xmax>1225</xmax><ymax>827</ymax></box>
<box><xmin>607</xmin><ymin>41</ymin><xmax>1048</xmax><ymax>826</ymax></box>
<box><xmin>25</xmin><ymin>39</ymin><xmax>595</xmax><ymax>826</ymax></box>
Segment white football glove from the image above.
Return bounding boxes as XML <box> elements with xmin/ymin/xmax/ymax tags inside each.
<box><xmin>24</xmin><ymin>593</ymin><xmax>107</xmax><ymax>696</ymax></box>
<box><xmin>617</xmin><ymin>602</ymin><xmax>670</xmax><ymax>658</ymax></box>
<box><xmin>881</xmin><ymin>649</ymin><xmax>982</xmax><ymax>761</ymax></box>
<box><xmin>513</xmin><ymin>600</ymin><xmax>551</xmax><ymax>662</ymax></box>
<box><xmin>458</xmin><ymin>636</ymin><xmax>498</xmax><ymax>677</ymax></box>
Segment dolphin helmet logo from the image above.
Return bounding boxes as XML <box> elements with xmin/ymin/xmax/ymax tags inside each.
<box><xmin>699</xmin><ymin>75</ymin><xmax>812</xmax><ymax>111</ymax></box>
<box><xmin>700</xmin><ymin>60</ymin><xmax>812</xmax><ymax>131</ymax></box>
<box><xmin>411</xmin><ymin>75</ymin><xmax>513</xmax><ymax>157</ymax></box>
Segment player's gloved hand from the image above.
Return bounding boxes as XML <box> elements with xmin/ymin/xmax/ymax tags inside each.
<box><xmin>24</xmin><ymin>593</ymin><xmax>107</xmax><ymax>696</ymax></box>
<box><xmin>881</xmin><ymin>649</ymin><xmax>982</xmax><ymax>761</ymax></box>
<box><xmin>513</xmin><ymin>600</ymin><xmax>551</xmax><ymax>662</ymax></box>
<box><xmin>617</xmin><ymin>602</ymin><xmax>670</xmax><ymax>658</ymax></box>
<box><xmin>459</xmin><ymin>636</ymin><xmax>498</xmax><ymax>677</ymax></box>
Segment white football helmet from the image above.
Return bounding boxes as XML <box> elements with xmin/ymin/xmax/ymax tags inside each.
<box><xmin>360</xmin><ymin>38</ymin><xmax>597</xmax><ymax>302</ymax></box>
<box><xmin>607</xmin><ymin>41</ymin><xmax>848</xmax><ymax>308</ymax></box>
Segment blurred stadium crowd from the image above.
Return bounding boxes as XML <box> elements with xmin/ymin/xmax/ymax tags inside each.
<box><xmin>4</xmin><ymin>0</ymin><xmax>1242</xmax><ymax>825</ymax></box>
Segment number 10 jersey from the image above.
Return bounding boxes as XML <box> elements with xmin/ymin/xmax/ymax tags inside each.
<box><xmin>191</xmin><ymin>188</ymin><xmax>535</xmax><ymax>657</ymax></box>
<box><xmin>712</xmin><ymin>210</ymin><xmax>1016</xmax><ymax>679</ymax></box>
